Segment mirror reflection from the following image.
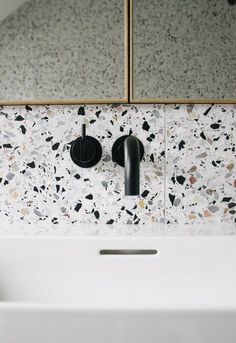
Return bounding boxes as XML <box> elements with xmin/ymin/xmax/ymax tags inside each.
<box><xmin>0</xmin><ymin>0</ymin><xmax>125</xmax><ymax>101</ymax></box>
<box><xmin>133</xmin><ymin>0</ymin><xmax>236</xmax><ymax>100</ymax></box>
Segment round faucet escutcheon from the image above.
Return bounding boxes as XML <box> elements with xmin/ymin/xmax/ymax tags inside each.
<box><xmin>70</xmin><ymin>124</ymin><xmax>102</xmax><ymax>168</ymax></box>
<box><xmin>111</xmin><ymin>135</ymin><xmax>144</xmax><ymax>167</ymax></box>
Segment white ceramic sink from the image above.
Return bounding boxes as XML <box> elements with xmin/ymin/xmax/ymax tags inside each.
<box><xmin>0</xmin><ymin>236</ymin><xmax>236</xmax><ymax>343</ymax></box>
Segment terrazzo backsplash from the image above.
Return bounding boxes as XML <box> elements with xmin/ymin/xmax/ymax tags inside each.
<box><xmin>0</xmin><ymin>104</ymin><xmax>235</xmax><ymax>228</ymax></box>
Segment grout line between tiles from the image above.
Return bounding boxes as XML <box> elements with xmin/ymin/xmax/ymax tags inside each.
<box><xmin>164</xmin><ymin>107</ymin><xmax>167</xmax><ymax>226</ymax></box>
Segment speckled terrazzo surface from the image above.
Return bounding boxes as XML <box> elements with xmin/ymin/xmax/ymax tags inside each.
<box><xmin>166</xmin><ymin>104</ymin><xmax>236</xmax><ymax>224</ymax></box>
<box><xmin>133</xmin><ymin>0</ymin><xmax>236</xmax><ymax>99</ymax></box>
<box><xmin>0</xmin><ymin>104</ymin><xmax>165</xmax><ymax>225</ymax></box>
<box><xmin>0</xmin><ymin>104</ymin><xmax>235</xmax><ymax>233</ymax></box>
<box><xmin>0</xmin><ymin>0</ymin><xmax>124</xmax><ymax>100</ymax></box>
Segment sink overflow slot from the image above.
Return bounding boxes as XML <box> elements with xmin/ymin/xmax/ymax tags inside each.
<box><xmin>99</xmin><ymin>249</ymin><xmax>158</xmax><ymax>255</ymax></box>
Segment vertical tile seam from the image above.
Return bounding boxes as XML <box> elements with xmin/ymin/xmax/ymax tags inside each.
<box><xmin>164</xmin><ymin>107</ymin><xmax>167</xmax><ymax>226</ymax></box>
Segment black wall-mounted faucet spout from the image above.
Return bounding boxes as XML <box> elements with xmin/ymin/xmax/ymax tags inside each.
<box><xmin>124</xmin><ymin>136</ymin><xmax>141</xmax><ymax>195</ymax></box>
<box><xmin>112</xmin><ymin>135</ymin><xmax>144</xmax><ymax>196</ymax></box>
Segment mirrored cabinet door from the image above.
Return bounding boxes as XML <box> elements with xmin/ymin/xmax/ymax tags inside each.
<box><xmin>0</xmin><ymin>0</ymin><xmax>127</xmax><ymax>103</ymax></box>
<box><xmin>132</xmin><ymin>0</ymin><xmax>236</xmax><ymax>101</ymax></box>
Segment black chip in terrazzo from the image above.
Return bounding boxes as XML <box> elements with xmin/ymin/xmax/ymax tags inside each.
<box><xmin>178</xmin><ymin>140</ymin><xmax>185</xmax><ymax>150</ymax></box>
<box><xmin>106</xmin><ymin>219</ymin><xmax>114</xmax><ymax>224</ymax></box>
<box><xmin>74</xmin><ymin>203</ymin><xmax>82</xmax><ymax>212</ymax></box>
<box><xmin>210</xmin><ymin>123</ymin><xmax>220</xmax><ymax>129</ymax></box>
<box><xmin>27</xmin><ymin>161</ymin><xmax>35</xmax><ymax>168</ymax></box>
<box><xmin>20</xmin><ymin>125</ymin><xmax>26</xmax><ymax>134</ymax></box>
<box><xmin>25</xmin><ymin>105</ymin><xmax>32</xmax><ymax>111</ymax></box>
<box><xmin>213</xmin><ymin>137</ymin><xmax>220</xmax><ymax>141</ymax></box>
<box><xmin>55</xmin><ymin>176</ymin><xmax>63</xmax><ymax>181</ymax></box>
<box><xmin>3</xmin><ymin>144</ymin><xmax>13</xmax><ymax>148</ymax></box>
<box><xmin>46</xmin><ymin>136</ymin><xmax>53</xmax><ymax>142</ymax></box>
<box><xmin>78</xmin><ymin>107</ymin><xmax>85</xmax><ymax>116</ymax></box>
<box><xmin>95</xmin><ymin>110</ymin><xmax>101</xmax><ymax>118</ymax></box>
<box><xmin>200</xmin><ymin>132</ymin><xmax>206</xmax><ymax>140</ymax></box>
<box><xmin>169</xmin><ymin>194</ymin><xmax>175</xmax><ymax>205</ymax></box>
<box><xmin>142</xmin><ymin>121</ymin><xmax>150</xmax><ymax>131</ymax></box>
<box><xmin>15</xmin><ymin>115</ymin><xmax>24</xmax><ymax>121</ymax></box>
<box><xmin>141</xmin><ymin>190</ymin><xmax>149</xmax><ymax>198</ymax></box>
<box><xmin>85</xmin><ymin>194</ymin><xmax>93</xmax><ymax>200</ymax></box>
<box><xmin>222</xmin><ymin>197</ymin><xmax>232</xmax><ymax>202</ymax></box>
<box><xmin>147</xmin><ymin>133</ymin><xmax>155</xmax><ymax>142</ymax></box>
<box><xmin>176</xmin><ymin>175</ymin><xmax>186</xmax><ymax>185</ymax></box>
<box><xmin>203</xmin><ymin>106</ymin><xmax>212</xmax><ymax>116</ymax></box>
<box><xmin>52</xmin><ymin>142</ymin><xmax>60</xmax><ymax>150</ymax></box>
<box><xmin>94</xmin><ymin>210</ymin><xmax>100</xmax><ymax>219</ymax></box>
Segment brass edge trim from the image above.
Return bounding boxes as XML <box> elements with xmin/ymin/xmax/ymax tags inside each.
<box><xmin>129</xmin><ymin>0</ymin><xmax>133</xmax><ymax>102</ymax></box>
<box><xmin>2</xmin><ymin>97</ymin><xmax>235</xmax><ymax>106</ymax></box>
<box><xmin>130</xmin><ymin>98</ymin><xmax>236</xmax><ymax>104</ymax></box>
<box><xmin>0</xmin><ymin>98</ymin><xmax>128</xmax><ymax>106</ymax></box>
<box><xmin>124</xmin><ymin>0</ymin><xmax>129</xmax><ymax>101</ymax></box>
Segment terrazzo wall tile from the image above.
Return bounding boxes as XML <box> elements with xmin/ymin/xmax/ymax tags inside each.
<box><xmin>166</xmin><ymin>104</ymin><xmax>236</xmax><ymax>225</ymax></box>
<box><xmin>0</xmin><ymin>0</ymin><xmax>124</xmax><ymax>100</ymax></box>
<box><xmin>0</xmin><ymin>103</ymin><xmax>235</xmax><ymax>231</ymax></box>
<box><xmin>0</xmin><ymin>104</ymin><xmax>165</xmax><ymax>225</ymax></box>
<box><xmin>133</xmin><ymin>0</ymin><xmax>236</xmax><ymax>99</ymax></box>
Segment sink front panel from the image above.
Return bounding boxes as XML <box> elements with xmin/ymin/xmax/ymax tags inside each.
<box><xmin>1</xmin><ymin>307</ymin><xmax>236</xmax><ymax>343</ymax></box>
<box><xmin>0</xmin><ymin>236</ymin><xmax>236</xmax><ymax>343</ymax></box>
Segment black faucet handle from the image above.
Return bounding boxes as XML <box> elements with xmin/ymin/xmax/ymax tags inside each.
<box><xmin>79</xmin><ymin>124</ymin><xmax>95</xmax><ymax>163</ymax></box>
<box><xmin>81</xmin><ymin>123</ymin><xmax>86</xmax><ymax>139</ymax></box>
<box><xmin>70</xmin><ymin>124</ymin><xmax>102</xmax><ymax>168</ymax></box>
